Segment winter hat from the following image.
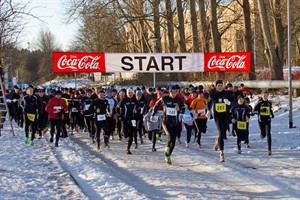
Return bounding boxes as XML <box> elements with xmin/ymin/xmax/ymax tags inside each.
<box><xmin>136</xmin><ymin>90</ymin><xmax>143</xmax><ymax>97</ymax></box>
<box><xmin>55</xmin><ymin>90</ymin><xmax>62</xmax><ymax>95</ymax></box>
<box><xmin>127</xmin><ymin>88</ymin><xmax>133</xmax><ymax>94</ymax></box>
<box><xmin>215</xmin><ymin>80</ymin><xmax>223</xmax><ymax>86</ymax></box>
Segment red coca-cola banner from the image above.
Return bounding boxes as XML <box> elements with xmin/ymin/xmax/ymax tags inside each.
<box><xmin>204</xmin><ymin>52</ymin><xmax>251</xmax><ymax>72</ymax></box>
<box><xmin>53</xmin><ymin>52</ymin><xmax>106</xmax><ymax>73</ymax></box>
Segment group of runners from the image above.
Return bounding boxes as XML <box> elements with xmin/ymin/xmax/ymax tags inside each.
<box><xmin>3</xmin><ymin>80</ymin><xmax>274</xmax><ymax>164</ymax></box>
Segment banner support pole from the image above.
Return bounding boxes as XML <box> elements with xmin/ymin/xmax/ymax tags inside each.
<box><xmin>75</xmin><ymin>72</ymin><xmax>77</xmax><ymax>91</ymax></box>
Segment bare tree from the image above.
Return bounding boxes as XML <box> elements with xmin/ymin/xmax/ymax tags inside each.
<box><xmin>176</xmin><ymin>0</ymin><xmax>187</xmax><ymax>52</ymax></box>
<box><xmin>164</xmin><ymin>0</ymin><xmax>175</xmax><ymax>52</ymax></box>
<box><xmin>198</xmin><ymin>0</ymin><xmax>210</xmax><ymax>52</ymax></box>
<box><xmin>257</xmin><ymin>0</ymin><xmax>282</xmax><ymax>80</ymax></box>
<box><xmin>209</xmin><ymin>0</ymin><xmax>221</xmax><ymax>52</ymax></box>
<box><xmin>188</xmin><ymin>0</ymin><xmax>200</xmax><ymax>52</ymax></box>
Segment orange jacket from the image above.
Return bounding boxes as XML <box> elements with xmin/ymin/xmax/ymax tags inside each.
<box><xmin>190</xmin><ymin>97</ymin><xmax>207</xmax><ymax>119</ymax></box>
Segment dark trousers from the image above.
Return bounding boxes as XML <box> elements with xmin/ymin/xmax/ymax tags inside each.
<box><xmin>84</xmin><ymin>116</ymin><xmax>95</xmax><ymax>136</ymax></box>
<box><xmin>136</xmin><ymin>117</ymin><xmax>144</xmax><ymax>140</ymax></box>
<box><xmin>95</xmin><ymin>121</ymin><xmax>109</xmax><ymax>145</ymax></box>
<box><xmin>184</xmin><ymin>123</ymin><xmax>194</xmax><ymax>144</ymax></box>
<box><xmin>165</xmin><ymin>123</ymin><xmax>179</xmax><ymax>156</ymax></box>
<box><xmin>37</xmin><ymin>112</ymin><xmax>48</xmax><ymax>136</ymax></box>
<box><xmin>116</xmin><ymin>117</ymin><xmax>123</xmax><ymax>139</ymax></box>
<box><xmin>24</xmin><ymin>113</ymin><xmax>37</xmax><ymax>140</ymax></box>
<box><xmin>50</xmin><ymin>119</ymin><xmax>62</xmax><ymax>143</ymax></box>
<box><xmin>214</xmin><ymin>116</ymin><xmax>229</xmax><ymax>151</ymax></box>
<box><xmin>148</xmin><ymin>130</ymin><xmax>157</xmax><ymax>148</ymax></box>
<box><xmin>195</xmin><ymin>118</ymin><xmax>207</xmax><ymax>145</ymax></box>
<box><xmin>106</xmin><ymin>116</ymin><xmax>115</xmax><ymax>137</ymax></box>
<box><xmin>259</xmin><ymin>121</ymin><xmax>272</xmax><ymax>151</ymax></box>
<box><xmin>124</xmin><ymin>120</ymin><xmax>137</xmax><ymax>150</ymax></box>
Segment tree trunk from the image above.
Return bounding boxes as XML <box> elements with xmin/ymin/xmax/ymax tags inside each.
<box><xmin>257</xmin><ymin>0</ymin><xmax>282</xmax><ymax>80</ymax></box>
<box><xmin>198</xmin><ymin>0</ymin><xmax>209</xmax><ymax>52</ymax></box>
<box><xmin>176</xmin><ymin>0</ymin><xmax>187</xmax><ymax>53</ymax></box>
<box><xmin>188</xmin><ymin>0</ymin><xmax>200</xmax><ymax>52</ymax></box>
<box><xmin>209</xmin><ymin>0</ymin><xmax>223</xmax><ymax>79</ymax></box>
<box><xmin>165</xmin><ymin>0</ymin><xmax>175</xmax><ymax>52</ymax></box>
<box><xmin>242</xmin><ymin>0</ymin><xmax>256</xmax><ymax>80</ymax></box>
<box><xmin>152</xmin><ymin>0</ymin><xmax>162</xmax><ymax>52</ymax></box>
<box><xmin>271</xmin><ymin>0</ymin><xmax>284</xmax><ymax>80</ymax></box>
<box><xmin>209</xmin><ymin>0</ymin><xmax>221</xmax><ymax>52</ymax></box>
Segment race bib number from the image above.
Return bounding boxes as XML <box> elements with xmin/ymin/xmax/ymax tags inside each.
<box><xmin>72</xmin><ymin>108</ymin><xmax>78</xmax><ymax>112</ymax></box>
<box><xmin>131</xmin><ymin>120</ymin><xmax>137</xmax><ymax>127</ymax></box>
<box><xmin>237</xmin><ymin>121</ymin><xmax>247</xmax><ymax>130</ymax></box>
<box><xmin>197</xmin><ymin>109</ymin><xmax>205</xmax><ymax>115</ymax></box>
<box><xmin>53</xmin><ymin>106</ymin><xmax>62</xmax><ymax>110</ymax></box>
<box><xmin>27</xmin><ymin>114</ymin><xmax>36</xmax><ymax>122</ymax></box>
<box><xmin>215</xmin><ymin>103</ymin><xmax>226</xmax><ymax>113</ymax></box>
<box><xmin>183</xmin><ymin>114</ymin><xmax>192</xmax><ymax>122</ymax></box>
<box><xmin>150</xmin><ymin>116</ymin><xmax>158</xmax><ymax>122</ymax></box>
<box><xmin>84</xmin><ymin>104</ymin><xmax>90</xmax><ymax>111</ymax></box>
<box><xmin>166</xmin><ymin>107</ymin><xmax>177</xmax><ymax>116</ymax></box>
<box><xmin>97</xmin><ymin>114</ymin><xmax>106</xmax><ymax>121</ymax></box>
<box><xmin>260</xmin><ymin>106</ymin><xmax>270</xmax><ymax>116</ymax></box>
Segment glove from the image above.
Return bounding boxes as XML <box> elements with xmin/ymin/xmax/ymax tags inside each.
<box><xmin>231</xmin><ymin>119</ymin><xmax>236</xmax><ymax>124</ymax></box>
<box><xmin>224</xmin><ymin>99</ymin><xmax>231</xmax><ymax>106</ymax></box>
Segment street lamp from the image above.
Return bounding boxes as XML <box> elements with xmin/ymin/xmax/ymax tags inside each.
<box><xmin>287</xmin><ymin>0</ymin><xmax>293</xmax><ymax>128</ymax></box>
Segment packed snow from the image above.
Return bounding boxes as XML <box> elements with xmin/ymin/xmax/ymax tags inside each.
<box><xmin>1</xmin><ymin>95</ymin><xmax>300</xmax><ymax>199</ymax></box>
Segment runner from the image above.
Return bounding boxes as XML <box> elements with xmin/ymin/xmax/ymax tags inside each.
<box><xmin>209</xmin><ymin>80</ymin><xmax>233</xmax><ymax>162</ymax></box>
<box><xmin>143</xmin><ymin>107</ymin><xmax>162</xmax><ymax>152</ymax></box>
<box><xmin>153</xmin><ymin>85</ymin><xmax>183</xmax><ymax>164</ymax></box>
<box><xmin>46</xmin><ymin>90</ymin><xmax>68</xmax><ymax>147</ymax></box>
<box><xmin>89</xmin><ymin>89</ymin><xmax>110</xmax><ymax>149</ymax></box>
<box><xmin>81</xmin><ymin>89</ymin><xmax>95</xmax><ymax>138</ymax></box>
<box><xmin>37</xmin><ymin>88</ymin><xmax>49</xmax><ymax>139</ymax></box>
<box><xmin>230</xmin><ymin>95</ymin><xmax>251</xmax><ymax>154</ymax></box>
<box><xmin>20</xmin><ymin>85</ymin><xmax>39</xmax><ymax>146</ymax></box>
<box><xmin>135</xmin><ymin>90</ymin><xmax>147</xmax><ymax>144</ymax></box>
<box><xmin>118</xmin><ymin>88</ymin><xmax>138</xmax><ymax>154</ymax></box>
<box><xmin>179</xmin><ymin>102</ymin><xmax>197</xmax><ymax>148</ymax></box>
<box><xmin>253</xmin><ymin>90</ymin><xmax>274</xmax><ymax>155</ymax></box>
<box><xmin>105</xmin><ymin>87</ymin><xmax>118</xmax><ymax>140</ymax></box>
<box><xmin>190</xmin><ymin>90</ymin><xmax>208</xmax><ymax>148</ymax></box>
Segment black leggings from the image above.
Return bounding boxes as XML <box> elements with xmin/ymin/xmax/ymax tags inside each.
<box><xmin>95</xmin><ymin>121</ymin><xmax>108</xmax><ymax>145</ymax></box>
<box><xmin>124</xmin><ymin>120</ymin><xmax>137</xmax><ymax>150</ymax></box>
<box><xmin>106</xmin><ymin>116</ymin><xmax>115</xmax><ymax>137</ymax></box>
<box><xmin>259</xmin><ymin>122</ymin><xmax>272</xmax><ymax>151</ymax></box>
<box><xmin>148</xmin><ymin>130</ymin><xmax>157</xmax><ymax>148</ymax></box>
<box><xmin>214</xmin><ymin>116</ymin><xmax>229</xmax><ymax>151</ymax></box>
<box><xmin>184</xmin><ymin>123</ymin><xmax>194</xmax><ymax>144</ymax></box>
<box><xmin>50</xmin><ymin>119</ymin><xmax>62</xmax><ymax>143</ymax></box>
<box><xmin>24</xmin><ymin>113</ymin><xmax>37</xmax><ymax>140</ymax></box>
<box><xmin>165</xmin><ymin>123</ymin><xmax>179</xmax><ymax>156</ymax></box>
<box><xmin>195</xmin><ymin>118</ymin><xmax>207</xmax><ymax>145</ymax></box>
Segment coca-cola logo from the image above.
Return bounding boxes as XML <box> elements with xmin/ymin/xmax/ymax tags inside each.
<box><xmin>57</xmin><ymin>55</ymin><xmax>101</xmax><ymax>70</ymax></box>
<box><xmin>207</xmin><ymin>55</ymin><xmax>247</xmax><ymax>70</ymax></box>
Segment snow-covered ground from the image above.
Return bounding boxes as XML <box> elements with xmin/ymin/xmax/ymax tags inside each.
<box><xmin>1</xmin><ymin>95</ymin><xmax>300</xmax><ymax>199</ymax></box>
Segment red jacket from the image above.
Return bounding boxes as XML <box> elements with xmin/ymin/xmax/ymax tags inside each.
<box><xmin>46</xmin><ymin>97</ymin><xmax>68</xmax><ymax>119</ymax></box>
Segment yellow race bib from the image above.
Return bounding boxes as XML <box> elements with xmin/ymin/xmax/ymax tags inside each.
<box><xmin>237</xmin><ymin>121</ymin><xmax>247</xmax><ymax>130</ymax></box>
<box><xmin>27</xmin><ymin>114</ymin><xmax>36</xmax><ymax>122</ymax></box>
<box><xmin>260</xmin><ymin>106</ymin><xmax>270</xmax><ymax>116</ymax></box>
<box><xmin>215</xmin><ymin>103</ymin><xmax>226</xmax><ymax>113</ymax></box>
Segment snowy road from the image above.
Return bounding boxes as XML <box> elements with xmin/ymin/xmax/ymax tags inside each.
<box><xmin>1</xmin><ymin>95</ymin><xmax>300</xmax><ymax>199</ymax></box>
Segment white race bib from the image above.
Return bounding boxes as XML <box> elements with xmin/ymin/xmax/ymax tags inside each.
<box><xmin>197</xmin><ymin>109</ymin><xmax>205</xmax><ymax>115</ymax></box>
<box><xmin>131</xmin><ymin>120</ymin><xmax>136</xmax><ymax>127</ymax></box>
<box><xmin>72</xmin><ymin>108</ymin><xmax>78</xmax><ymax>112</ymax></box>
<box><xmin>166</xmin><ymin>107</ymin><xmax>177</xmax><ymax>116</ymax></box>
<box><xmin>84</xmin><ymin>104</ymin><xmax>90</xmax><ymax>111</ymax></box>
<box><xmin>97</xmin><ymin>114</ymin><xmax>106</xmax><ymax>121</ymax></box>
<box><xmin>183</xmin><ymin>114</ymin><xmax>192</xmax><ymax>122</ymax></box>
<box><xmin>53</xmin><ymin>106</ymin><xmax>62</xmax><ymax>110</ymax></box>
<box><xmin>150</xmin><ymin>116</ymin><xmax>159</xmax><ymax>122</ymax></box>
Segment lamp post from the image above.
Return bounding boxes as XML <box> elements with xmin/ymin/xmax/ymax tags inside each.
<box><xmin>287</xmin><ymin>0</ymin><xmax>293</xmax><ymax>128</ymax></box>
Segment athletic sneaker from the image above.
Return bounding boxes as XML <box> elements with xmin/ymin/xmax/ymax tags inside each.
<box><xmin>55</xmin><ymin>142</ymin><xmax>59</xmax><ymax>147</ymax></box>
<box><xmin>198</xmin><ymin>143</ymin><xmax>201</xmax><ymax>148</ymax></box>
<box><xmin>126</xmin><ymin>150</ymin><xmax>132</xmax><ymax>154</ymax></box>
<box><xmin>238</xmin><ymin>150</ymin><xmax>241</xmax><ymax>154</ymax></box>
<box><xmin>24</xmin><ymin>137</ymin><xmax>29</xmax><ymax>145</ymax></box>
<box><xmin>104</xmin><ymin>143</ymin><xmax>110</xmax><ymax>148</ymax></box>
<box><xmin>268</xmin><ymin>150</ymin><xmax>272</xmax><ymax>156</ymax></box>
<box><xmin>29</xmin><ymin>140</ymin><xmax>34</xmax><ymax>146</ymax></box>
<box><xmin>185</xmin><ymin>141</ymin><xmax>189</xmax><ymax>148</ymax></box>
<box><xmin>245</xmin><ymin>144</ymin><xmax>250</xmax><ymax>148</ymax></box>
<box><xmin>165</xmin><ymin>156</ymin><xmax>172</xmax><ymax>165</ymax></box>
<box><xmin>50</xmin><ymin>137</ymin><xmax>54</xmax><ymax>143</ymax></box>
<box><xmin>135</xmin><ymin>144</ymin><xmax>138</xmax><ymax>149</ymax></box>
<box><xmin>152</xmin><ymin>148</ymin><xmax>157</xmax><ymax>152</ymax></box>
<box><xmin>220</xmin><ymin>152</ymin><xmax>225</xmax><ymax>162</ymax></box>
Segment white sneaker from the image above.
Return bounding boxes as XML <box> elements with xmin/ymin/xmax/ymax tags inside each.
<box><xmin>238</xmin><ymin>150</ymin><xmax>241</xmax><ymax>154</ymax></box>
<box><xmin>185</xmin><ymin>141</ymin><xmax>189</xmax><ymax>148</ymax></box>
